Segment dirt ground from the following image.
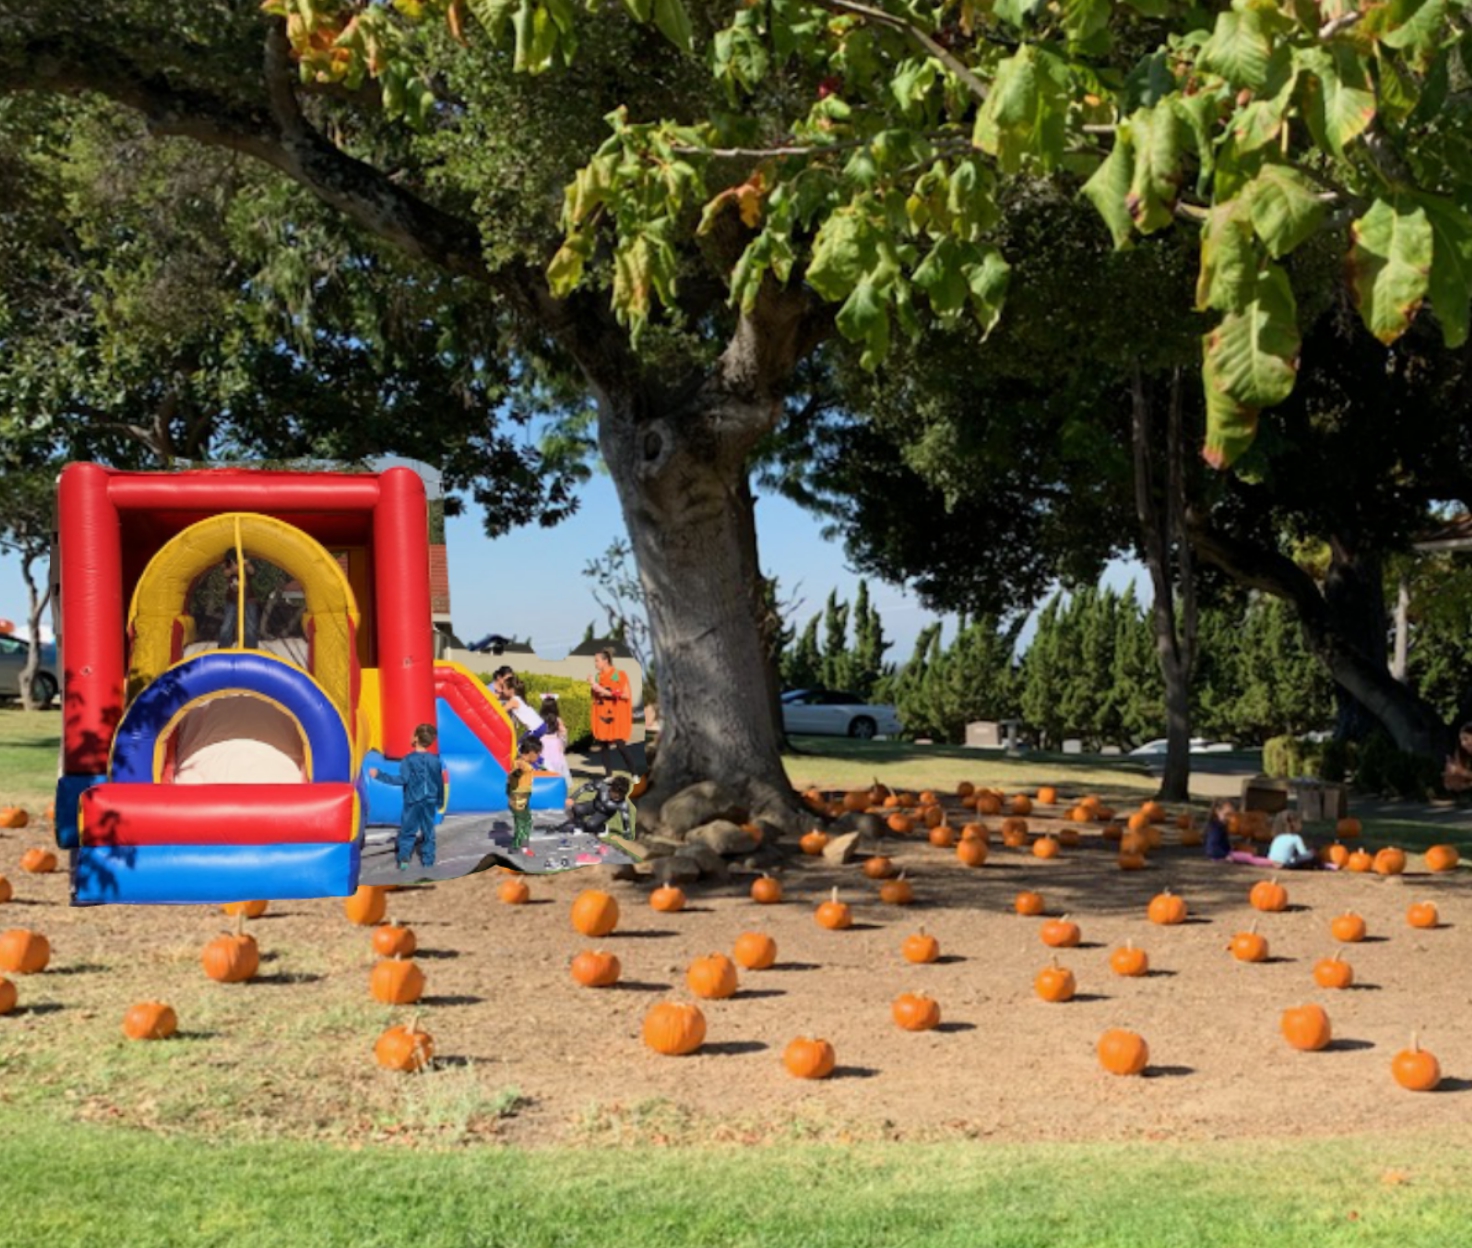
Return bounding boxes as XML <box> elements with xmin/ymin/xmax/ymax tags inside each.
<box><xmin>1</xmin><ymin>792</ymin><xmax>1468</xmax><ymax>1149</ymax></box>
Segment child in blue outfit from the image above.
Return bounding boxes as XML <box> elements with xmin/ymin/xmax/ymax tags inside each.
<box><xmin>370</xmin><ymin>723</ymin><xmax>445</xmax><ymax>870</ymax></box>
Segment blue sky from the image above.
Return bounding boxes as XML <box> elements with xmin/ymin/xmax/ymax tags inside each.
<box><xmin>2</xmin><ymin>467</ymin><xmax>1146</xmax><ymax>658</ymax></box>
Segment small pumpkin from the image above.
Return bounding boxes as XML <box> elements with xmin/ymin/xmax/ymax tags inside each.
<box><xmin>928</xmin><ymin>825</ymin><xmax>955</xmax><ymax>849</ymax></box>
<box><xmin>886</xmin><ymin>813</ymin><xmax>914</xmax><ymax>836</ymax></box>
<box><xmin>1336</xmin><ymin>817</ymin><xmax>1362</xmax><ymax>839</ymax></box>
<box><xmin>1127</xmin><ymin>811</ymin><xmax>1151</xmax><ymax>834</ymax></box>
<box><xmin>1249</xmin><ymin>878</ymin><xmax>1289</xmax><ymax>913</ymax></box>
<box><xmin>1280</xmin><ymin>1004</ymin><xmax>1331</xmax><ymax>1052</ymax></box>
<box><xmin>571</xmin><ymin>889</ymin><xmax>620</xmax><ymax>938</ymax></box>
<box><xmin>1119</xmin><ymin>830</ymin><xmax>1150</xmax><ymax>857</ymax></box>
<box><xmin>498</xmin><ymin>876</ymin><xmax>531</xmax><ymax>905</ymax></box>
<box><xmin>879</xmin><ymin>873</ymin><xmax>915</xmax><ymax>905</ymax></box>
<box><xmin>570</xmin><ymin>949</ymin><xmax>622</xmax><ymax>987</ymax></box>
<box><xmin>375</xmin><ymin>1021</ymin><xmax>434</xmax><ymax>1072</ymax></box>
<box><xmin>1110</xmin><ymin>940</ymin><xmax>1149</xmax><ymax>978</ymax></box>
<box><xmin>815</xmin><ymin>887</ymin><xmax>852</xmax><ymax>930</ymax></box>
<box><xmin>1313</xmin><ymin>953</ymin><xmax>1354</xmax><ymax>990</ymax></box>
<box><xmin>1228</xmin><ymin>923</ymin><xmax>1269</xmax><ymax>963</ymax></box>
<box><xmin>800</xmin><ymin>829</ymin><xmax>830</xmax><ymax>855</ymax></box>
<box><xmin>122</xmin><ymin>1001</ymin><xmax>178</xmax><ymax>1041</ymax></box>
<box><xmin>1331</xmin><ymin>912</ymin><xmax>1367</xmax><ymax>943</ymax></box>
<box><xmin>955</xmin><ymin>781</ymin><xmax>976</xmax><ymax>800</ymax></box>
<box><xmin>750</xmin><ymin>874</ymin><xmax>783</xmax><ymax>904</ymax></box>
<box><xmin>222</xmin><ymin>900</ymin><xmax>268</xmax><ymax>919</ymax></box>
<box><xmin>841</xmin><ymin>790</ymin><xmax>869</xmax><ymax>813</ymax></box>
<box><xmin>1097</xmin><ymin>1029</ymin><xmax>1149</xmax><ymax>1076</ymax></box>
<box><xmin>1000</xmin><ymin>818</ymin><xmax>1029</xmax><ymax>848</ymax></box>
<box><xmin>1040</xmin><ymin>916</ymin><xmax>1081</xmax><ymax>948</ymax></box>
<box><xmin>1373</xmin><ymin>847</ymin><xmax>1407</xmax><ymax>876</ymax></box>
<box><xmin>643</xmin><ymin>1002</ymin><xmax>706</xmax><ymax>1056</ymax></box>
<box><xmin>0</xmin><ymin>875</ymin><xmax>12</xmax><ymax>905</ymax></box>
<box><xmin>901</xmin><ymin>926</ymin><xmax>940</xmax><ymax>964</ymax></box>
<box><xmin>0</xmin><ymin>975</ymin><xmax>14</xmax><ymax>1015</ymax></box>
<box><xmin>975</xmin><ymin>793</ymin><xmax>1002</xmax><ymax>816</ymax></box>
<box><xmin>955</xmin><ymin>838</ymin><xmax>987</xmax><ymax>868</ymax></box>
<box><xmin>1407</xmin><ymin>901</ymin><xmax>1439</xmax><ymax>930</ymax></box>
<box><xmin>1101</xmin><ymin>822</ymin><xmax>1124</xmax><ymax>842</ymax></box>
<box><xmin>1069</xmin><ymin>804</ymin><xmax>1095</xmax><ymax>823</ymax></box>
<box><xmin>201</xmin><ymin>925</ymin><xmax>258</xmax><ymax>983</ymax></box>
<box><xmin>1147</xmin><ymin>889</ymin><xmax>1187</xmax><ymax>926</ymax></box>
<box><xmin>1010</xmin><ymin>795</ymin><xmax>1033</xmax><ymax>816</ymax></box>
<box><xmin>344</xmin><ymin>885</ymin><xmax>387</xmax><ymax>926</ymax></box>
<box><xmin>372</xmin><ymin>921</ymin><xmax>417</xmax><ymax>959</ymax></box>
<box><xmin>369</xmin><ymin>956</ymin><xmax>425</xmax><ymax>1005</ymax></box>
<box><xmin>1425</xmin><ymin>844</ymin><xmax>1460</xmax><ymax>873</ymax></box>
<box><xmin>1179</xmin><ymin>825</ymin><xmax>1204</xmax><ymax>848</ymax></box>
<box><xmin>862</xmin><ymin>855</ymin><xmax>896</xmax><ymax>880</ymax></box>
<box><xmin>1346</xmin><ymin>849</ymin><xmax>1374</xmax><ymax>873</ymax></box>
<box><xmin>783</xmin><ymin>1036</ymin><xmax>836</xmax><ymax>1080</ymax></box>
<box><xmin>1391</xmin><ymin>1033</ymin><xmax>1441</xmax><ymax>1092</ymax></box>
<box><xmin>19</xmin><ymin>848</ymin><xmax>56</xmax><ymax>875</ymax></box>
<box><xmin>1117</xmin><ymin>852</ymin><xmax>1147</xmax><ymax>871</ymax></box>
<box><xmin>0</xmin><ymin>928</ymin><xmax>50</xmax><ymax>975</ymax></box>
<box><xmin>1036</xmin><ymin>786</ymin><xmax>1058</xmax><ymax>806</ymax></box>
<box><xmin>892</xmin><ymin>991</ymin><xmax>941</xmax><ymax>1032</ymax></box>
<box><xmin>921</xmin><ymin>805</ymin><xmax>946</xmax><ymax>829</ymax></box>
<box><xmin>0</xmin><ymin>808</ymin><xmax>30</xmax><ymax>829</ymax></box>
<box><xmin>1034</xmin><ymin>957</ymin><xmax>1076</xmax><ymax>1003</ymax></box>
<box><xmin>686</xmin><ymin>953</ymin><xmax>739</xmax><ymax>1000</ymax></box>
<box><xmin>733</xmin><ymin>931</ymin><xmax>777</xmax><ymax>970</ymax></box>
<box><xmin>1321</xmin><ymin>842</ymin><xmax>1350</xmax><ymax>868</ymax></box>
<box><xmin>650</xmin><ymin>885</ymin><xmax>686</xmax><ymax>913</ymax></box>
<box><xmin>1014</xmin><ymin>890</ymin><xmax>1045</xmax><ymax>917</ymax></box>
<box><xmin>958</xmin><ymin>822</ymin><xmax>988</xmax><ymax>843</ymax></box>
<box><xmin>1032</xmin><ymin>835</ymin><xmax>1061</xmax><ymax>860</ymax></box>
<box><xmin>1056</xmin><ymin>826</ymin><xmax>1082</xmax><ymax>848</ymax></box>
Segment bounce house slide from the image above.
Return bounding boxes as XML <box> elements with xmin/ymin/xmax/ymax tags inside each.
<box><xmin>361</xmin><ymin>662</ymin><xmax>566</xmax><ymax>826</ymax></box>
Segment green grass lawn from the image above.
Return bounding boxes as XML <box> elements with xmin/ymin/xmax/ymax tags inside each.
<box><xmin>1</xmin><ymin>1112</ymin><xmax>1469</xmax><ymax>1248</ymax></box>
<box><xmin>0</xmin><ymin>706</ymin><xmax>59</xmax><ymax>808</ymax></box>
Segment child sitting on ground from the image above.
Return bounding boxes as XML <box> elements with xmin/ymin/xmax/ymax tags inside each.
<box><xmin>370</xmin><ymin>723</ymin><xmax>445</xmax><ymax>871</ymax></box>
<box><xmin>1203</xmin><ymin>797</ymin><xmax>1234</xmax><ymax>861</ymax></box>
<box><xmin>565</xmin><ymin>774</ymin><xmax>634</xmax><ymax>840</ymax></box>
<box><xmin>1266</xmin><ymin>810</ymin><xmax>1320</xmax><ymax>869</ymax></box>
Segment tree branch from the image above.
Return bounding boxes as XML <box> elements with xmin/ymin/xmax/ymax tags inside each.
<box><xmin>808</xmin><ymin>0</ymin><xmax>991</xmax><ymax>103</ymax></box>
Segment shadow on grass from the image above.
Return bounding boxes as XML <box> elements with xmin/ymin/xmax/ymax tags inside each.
<box><xmin>702</xmin><ymin>1040</ymin><xmax>768</xmax><ymax>1057</ymax></box>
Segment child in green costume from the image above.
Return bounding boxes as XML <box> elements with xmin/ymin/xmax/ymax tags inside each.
<box><xmin>508</xmin><ymin>739</ymin><xmax>541</xmax><ymax>855</ymax></box>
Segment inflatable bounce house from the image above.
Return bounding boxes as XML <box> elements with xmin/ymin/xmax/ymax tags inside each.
<box><xmin>52</xmin><ymin>463</ymin><xmax>569</xmax><ymax>905</ymax></box>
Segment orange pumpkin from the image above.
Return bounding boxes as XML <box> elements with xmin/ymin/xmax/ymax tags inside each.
<box><xmin>0</xmin><ymin>875</ymin><xmax>12</xmax><ymax>905</ymax></box>
<box><xmin>892</xmin><ymin>991</ymin><xmax>941</xmax><ymax>1031</ymax></box>
<box><xmin>815</xmin><ymin>888</ymin><xmax>852</xmax><ymax>930</ymax></box>
<box><xmin>1407</xmin><ymin>901</ymin><xmax>1439</xmax><ymax>930</ymax></box>
<box><xmin>1040</xmin><ymin>916</ymin><xmax>1081</xmax><ymax>948</ymax></box>
<box><xmin>372</xmin><ymin>922</ymin><xmax>417</xmax><ymax>959</ymax></box>
<box><xmin>1280</xmin><ymin>1004</ymin><xmax>1331</xmax><ymax>1052</ymax></box>
<box><xmin>1331</xmin><ymin>912</ymin><xmax>1367</xmax><ymax>943</ymax></box>
<box><xmin>928</xmin><ymin>825</ymin><xmax>955</xmax><ymax>849</ymax></box>
<box><xmin>862</xmin><ymin>855</ymin><xmax>896</xmax><ymax>880</ymax></box>
<box><xmin>842</xmin><ymin>790</ymin><xmax>869</xmax><ymax>813</ymax></box>
<box><xmin>1014</xmin><ymin>890</ymin><xmax>1045</xmax><ymax>917</ymax></box>
<box><xmin>750</xmin><ymin>875</ymin><xmax>783</xmax><ymax>904</ymax></box>
<box><xmin>375</xmin><ymin>1022</ymin><xmax>435</xmax><ymax>1072</ymax></box>
<box><xmin>955</xmin><ymin>781</ymin><xmax>976</xmax><ymax>800</ymax></box>
<box><xmin>1097</xmin><ymin>1029</ymin><xmax>1149</xmax><ymax>1076</ymax></box>
<box><xmin>1391</xmin><ymin>1034</ymin><xmax>1441</xmax><ymax>1091</ymax></box>
<box><xmin>650</xmin><ymin>885</ymin><xmax>686</xmax><ymax>913</ymax></box>
<box><xmin>571</xmin><ymin>890</ymin><xmax>620</xmax><ymax>938</ymax></box>
<box><xmin>0</xmin><ymin>928</ymin><xmax>50</xmax><ymax>975</ymax></box>
<box><xmin>570</xmin><ymin>949</ymin><xmax>622</xmax><ymax>987</ymax></box>
<box><xmin>901</xmin><ymin>927</ymin><xmax>940</xmax><ymax>964</ymax></box>
<box><xmin>1147</xmin><ymin>889</ymin><xmax>1187</xmax><ymax>926</ymax></box>
<box><xmin>343</xmin><ymin>885</ymin><xmax>387</xmax><ymax>926</ymax></box>
<box><xmin>921</xmin><ymin>805</ymin><xmax>946</xmax><ymax>829</ymax></box>
<box><xmin>885</xmin><ymin>813</ymin><xmax>914</xmax><ymax>836</ymax></box>
<box><xmin>1102</xmin><ymin>822</ymin><xmax>1125</xmax><ymax>842</ymax></box>
<box><xmin>643</xmin><ymin>1002</ymin><xmax>706</xmax><ymax>1056</ymax></box>
<box><xmin>19</xmin><ymin>848</ymin><xmax>56</xmax><ymax>875</ymax></box>
<box><xmin>955</xmin><ymin>838</ymin><xmax>987</xmax><ymax>868</ymax></box>
<box><xmin>0</xmin><ymin>808</ymin><xmax>29</xmax><ymax>829</ymax></box>
<box><xmin>1117</xmin><ymin>852</ymin><xmax>1147</xmax><ymax>871</ymax></box>
<box><xmin>369</xmin><ymin>956</ymin><xmax>425</xmax><ymax>1005</ymax></box>
<box><xmin>0</xmin><ymin>975</ymin><xmax>14</xmax><ymax>1015</ymax></box>
<box><xmin>1425</xmin><ymin>844</ymin><xmax>1460</xmax><ymax>873</ymax></box>
<box><xmin>1346</xmin><ymin>849</ymin><xmax>1374</xmax><ymax>873</ymax></box>
<box><xmin>879</xmin><ymin>874</ymin><xmax>915</xmax><ymax>905</ymax></box>
<box><xmin>499</xmin><ymin>876</ymin><xmax>531</xmax><ymax>905</ymax></box>
<box><xmin>1373</xmin><ymin>847</ymin><xmax>1407</xmax><ymax>876</ymax></box>
<box><xmin>686</xmin><ymin>953</ymin><xmax>739</xmax><ymax>1000</ymax></box>
<box><xmin>1010</xmin><ymin>795</ymin><xmax>1033</xmax><ymax>816</ymax></box>
<box><xmin>1119</xmin><ymin>830</ymin><xmax>1150</xmax><ymax>856</ymax></box>
<box><xmin>783</xmin><ymin>1036</ymin><xmax>836</xmax><ymax>1080</ymax></box>
<box><xmin>1069</xmin><ymin>804</ymin><xmax>1094</xmax><ymax>823</ymax></box>
<box><xmin>733</xmin><ymin>931</ymin><xmax>777</xmax><ymax>970</ymax></box>
<box><xmin>1249</xmin><ymin>879</ymin><xmax>1288</xmax><ymax>913</ymax></box>
<box><xmin>1127</xmin><ymin>811</ymin><xmax>1151</xmax><ymax>834</ymax></box>
<box><xmin>1036</xmin><ymin>786</ymin><xmax>1058</xmax><ymax>806</ymax></box>
<box><xmin>1142</xmin><ymin>800</ymin><xmax>1166</xmax><ymax>824</ymax></box>
<box><xmin>1109</xmin><ymin>940</ymin><xmax>1149</xmax><ymax>978</ymax></box>
<box><xmin>200</xmin><ymin>930</ymin><xmax>257</xmax><ymax>983</ymax></box>
<box><xmin>958</xmin><ymin>822</ymin><xmax>988</xmax><ymax>843</ymax></box>
<box><xmin>1321</xmin><ymin>842</ymin><xmax>1350</xmax><ymax>868</ymax></box>
<box><xmin>1336</xmin><ymin>817</ymin><xmax>1362</xmax><ymax>839</ymax></box>
<box><xmin>1032</xmin><ymin>835</ymin><xmax>1061</xmax><ymax>860</ymax></box>
<box><xmin>1313</xmin><ymin>954</ymin><xmax>1354</xmax><ymax>990</ymax></box>
<box><xmin>1229</xmin><ymin>925</ymin><xmax>1268</xmax><ymax>963</ymax></box>
<box><xmin>800</xmin><ymin>829</ymin><xmax>830</xmax><ymax>855</ymax></box>
<box><xmin>122</xmin><ymin>1001</ymin><xmax>178</xmax><ymax>1041</ymax></box>
<box><xmin>1000</xmin><ymin>818</ymin><xmax>1029</xmax><ymax>847</ymax></box>
<box><xmin>975</xmin><ymin>793</ymin><xmax>1003</xmax><ymax>815</ymax></box>
<box><xmin>1056</xmin><ymin>826</ymin><xmax>1082</xmax><ymax>848</ymax></box>
<box><xmin>1034</xmin><ymin>958</ymin><xmax>1076</xmax><ymax>1003</ymax></box>
<box><xmin>222</xmin><ymin>900</ymin><xmax>268</xmax><ymax>919</ymax></box>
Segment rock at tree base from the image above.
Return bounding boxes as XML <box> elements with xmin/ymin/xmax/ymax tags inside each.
<box><xmin>689</xmin><ymin>820</ymin><xmax>760</xmax><ymax>856</ymax></box>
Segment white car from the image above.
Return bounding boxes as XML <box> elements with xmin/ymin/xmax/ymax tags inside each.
<box><xmin>1128</xmin><ymin>737</ymin><xmax>1235</xmax><ymax>756</ymax></box>
<box><xmin>781</xmin><ymin>688</ymin><xmax>903</xmax><ymax>740</ymax></box>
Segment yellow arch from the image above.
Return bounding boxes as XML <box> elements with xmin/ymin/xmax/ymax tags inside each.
<box><xmin>127</xmin><ymin>513</ymin><xmax>360</xmax><ymax>724</ymax></box>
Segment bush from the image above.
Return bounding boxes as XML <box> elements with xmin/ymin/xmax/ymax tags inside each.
<box><xmin>1352</xmin><ymin>732</ymin><xmax>1439</xmax><ymax>799</ymax></box>
<box><xmin>476</xmin><ymin>672</ymin><xmax>595</xmax><ymax>748</ymax></box>
<box><xmin>1317</xmin><ymin>738</ymin><xmax>1349</xmax><ymax>784</ymax></box>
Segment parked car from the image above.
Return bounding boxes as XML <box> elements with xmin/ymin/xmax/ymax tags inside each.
<box><xmin>781</xmin><ymin>688</ymin><xmax>903</xmax><ymax>740</ymax></box>
<box><xmin>0</xmin><ymin>634</ymin><xmax>59</xmax><ymax>706</ymax></box>
<box><xmin>1128</xmin><ymin>737</ymin><xmax>1235</xmax><ymax>756</ymax></box>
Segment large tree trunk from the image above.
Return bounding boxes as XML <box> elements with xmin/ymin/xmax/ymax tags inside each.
<box><xmin>1189</xmin><ymin>519</ymin><xmax>1450</xmax><ymax>759</ymax></box>
<box><xmin>1132</xmin><ymin>369</ymin><xmax>1196</xmax><ymax>802</ymax></box>
<box><xmin>1323</xmin><ymin>536</ymin><xmax>1389</xmax><ymax>743</ymax></box>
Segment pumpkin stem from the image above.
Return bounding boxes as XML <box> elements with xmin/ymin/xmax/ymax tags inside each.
<box><xmin>830</xmin><ymin>886</ymin><xmax>839</xmax><ymax>904</ymax></box>
<box><xmin>234</xmin><ymin>912</ymin><xmax>244</xmax><ymax>939</ymax></box>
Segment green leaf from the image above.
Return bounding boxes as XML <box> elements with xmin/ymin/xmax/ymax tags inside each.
<box><xmin>1061</xmin><ymin>0</ymin><xmax>1110</xmax><ymax>46</ymax></box>
<box><xmin>1198</xmin><ymin>9</ymin><xmax>1276</xmax><ymax>91</ymax></box>
<box><xmin>466</xmin><ymin>0</ymin><xmax>519</xmax><ymax>38</ymax></box>
<box><xmin>651</xmin><ymin>0</ymin><xmax>694</xmax><ymax>53</ymax></box>
<box><xmin>995</xmin><ymin>0</ymin><xmax>1047</xmax><ymax>28</ymax></box>
<box><xmin>1245</xmin><ymin>165</ymin><xmax>1326</xmax><ymax>258</ymax></box>
<box><xmin>806</xmin><ymin>207</ymin><xmax>878</xmax><ymax>303</ymax></box>
<box><xmin>1172</xmin><ymin>92</ymin><xmax>1219</xmax><ymax>194</ymax></box>
<box><xmin>1196</xmin><ymin>200</ymin><xmax>1256</xmax><ymax>312</ymax></box>
<box><xmin>1382</xmin><ymin>0</ymin><xmax>1448</xmax><ymax>69</ymax></box>
<box><xmin>1081</xmin><ymin>137</ymin><xmax>1134</xmax><ymax>248</ymax></box>
<box><xmin>912</xmin><ymin>238</ymin><xmax>968</xmax><ymax>319</ymax></box>
<box><xmin>1415</xmin><ymin>193</ymin><xmax>1472</xmax><ymax>348</ymax></box>
<box><xmin>836</xmin><ymin>279</ymin><xmax>891</xmax><ymax>369</ymax></box>
<box><xmin>1127</xmin><ymin>105</ymin><xmax>1184</xmax><ymax>233</ymax></box>
<box><xmin>965</xmin><ymin>247</ymin><xmax>1011</xmax><ymax>337</ymax></box>
<box><xmin>547</xmin><ymin>229</ymin><xmax>593</xmax><ymax>297</ymax></box>
<box><xmin>1348</xmin><ymin>198</ymin><xmax>1433</xmax><ymax>344</ymax></box>
<box><xmin>619</xmin><ymin>0</ymin><xmax>653</xmax><ymax>21</ymax></box>
<box><xmin>973</xmin><ymin>47</ymin><xmax>1069</xmax><ymax>174</ymax></box>
<box><xmin>1296</xmin><ymin>46</ymin><xmax>1376</xmax><ymax>157</ymax></box>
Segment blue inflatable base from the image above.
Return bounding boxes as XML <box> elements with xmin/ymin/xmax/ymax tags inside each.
<box><xmin>361</xmin><ymin>749</ymin><xmax>567</xmax><ymax>825</ymax></box>
<box><xmin>71</xmin><ymin>839</ymin><xmax>362</xmax><ymax>905</ymax></box>
<box><xmin>54</xmin><ymin>774</ymin><xmax>107</xmax><ymax>850</ymax></box>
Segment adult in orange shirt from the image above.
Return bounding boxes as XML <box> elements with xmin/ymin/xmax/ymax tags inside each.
<box><xmin>589</xmin><ymin>648</ymin><xmax>636</xmax><ymax>777</ymax></box>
